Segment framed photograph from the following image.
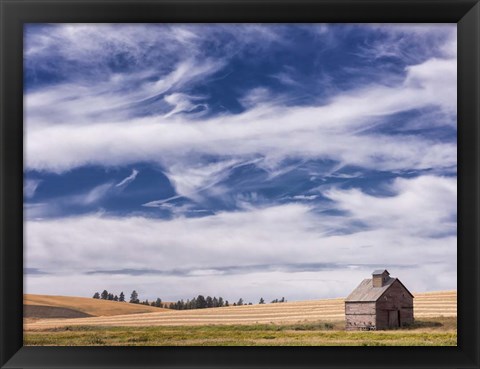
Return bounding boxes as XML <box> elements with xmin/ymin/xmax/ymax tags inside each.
<box><xmin>1</xmin><ymin>0</ymin><xmax>479</xmax><ymax>368</ymax></box>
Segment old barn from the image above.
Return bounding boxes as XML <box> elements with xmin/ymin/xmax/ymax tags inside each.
<box><xmin>345</xmin><ymin>270</ymin><xmax>414</xmax><ymax>330</ymax></box>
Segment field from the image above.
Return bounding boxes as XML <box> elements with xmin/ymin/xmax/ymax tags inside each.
<box><xmin>24</xmin><ymin>290</ymin><xmax>456</xmax><ymax>346</ymax></box>
<box><xmin>24</xmin><ymin>294</ymin><xmax>167</xmax><ymax>320</ymax></box>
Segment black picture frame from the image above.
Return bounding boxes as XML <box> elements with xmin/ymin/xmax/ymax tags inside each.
<box><xmin>1</xmin><ymin>0</ymin><xmax>479</xmax><ymax>368</ymax></box>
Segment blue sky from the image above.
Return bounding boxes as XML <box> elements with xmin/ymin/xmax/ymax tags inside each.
<box><xmin>24</xmin><ymin>24</ymin><xmax>457</xmax><ymax>302</ymax></box>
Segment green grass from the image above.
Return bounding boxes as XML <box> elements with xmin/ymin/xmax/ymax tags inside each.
<box><xmin>24</xmin><ymin>317</ymin><xmax>457</xmax><ymax>346</ymax></box>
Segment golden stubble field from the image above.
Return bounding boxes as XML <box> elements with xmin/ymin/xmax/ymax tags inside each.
<box><xmin>24</xmin><ymin>290</ymin><xmax>456</xmax><ymax>332</ymax></box>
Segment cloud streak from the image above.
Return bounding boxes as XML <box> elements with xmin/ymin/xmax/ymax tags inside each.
<box><xmin>24</xmin><ymin>179</ymin><xmax>41</xmax><ymax>199</ymax></box>
<box><xmin>116</xmin><ymin>169</ymin><xmax>139</xmax><ymax>187</ymax></box>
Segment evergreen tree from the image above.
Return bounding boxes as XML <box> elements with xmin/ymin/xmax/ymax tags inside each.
<box><xmin>130</xmin><ymin>290</ymin><xmax>139</xmax><ymax>304</ymax></box>
<box><xmin>212</xmin><ymin>297</ymin><xmax>219</xmax><ymax>307</ymax></box>
<box><xmin>119</xmin><ymin>292</ymin><xmax>125</xmax><ymax>302</ymax></box>
<box><xmin>225</xmin><ymin>300</ymin><xmax>229</xmax><ymax>307</ymax></box>
<box><xmin>237</xmin><ymin>298</ymin><xmax>244</xmax><ymax>306</ymax></box>
<box><xmin>101</xmin><ymin>290</ymin><xmax>108</xmax><ymax>300</ymax></box>
<box><xmin>280</xmin><ymin>297</ymin><xmax>285</xmax><ymax>303</ymax></box>
<box><xmin>113</xmin><ymin>295</ymin><xmax>119</xmax><ymax>301</ymax></box>
<box><xmin>107</xmin><ymin>293</ymin><xmax>114</xmax><ymax>300</ymax></box>
<box><xmin>218</xmin><ymin>297</ymin><xmax>224</xmax><ymax>307</ymax></box>
<box><xmin>259</xmin><ymin>297</ymin><xmax>265</xmax><ymax>304</ymax></box>
<box><xmin>155</xmin><ymin>298</ymin><xmax>162</xmax><ymax>308</ymax></box>
<box><xmin>206</xmin><ymin>296</ymin><xmax>214</xmax><ymax>308</ymax></box>
<box><xmin>92</xmin><ymin>292</ymin><xmax>100</xmax><ymax>299</ymax></box>
<box><xmin>196</xmin><ymin>295</ymin><xmax>207</xmax><ymax>309</ymax></box>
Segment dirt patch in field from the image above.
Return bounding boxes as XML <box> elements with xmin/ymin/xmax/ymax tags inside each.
<box><xmin>24</xmin><ymin>305</ymin><xmax>94</xmax><ymax>319</ymax></box>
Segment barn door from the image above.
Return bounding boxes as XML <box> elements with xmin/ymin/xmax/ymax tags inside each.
<box><xmin>388</xmin><ymin>310</ymin><xmax>399</xmax><ymax>328</ymax></box>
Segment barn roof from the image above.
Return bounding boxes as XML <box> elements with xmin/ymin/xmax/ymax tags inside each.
<box><xmin>372</xmin><ymin>269</ymin><xmax>389</xmax><ymax>275</ymax></box>
<box><xmin>345</xmin><ymin>277</ymin><xmax>412</xmax><ymax>302</ymax></box>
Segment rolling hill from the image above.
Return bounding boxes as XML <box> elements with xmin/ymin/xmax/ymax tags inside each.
<box><xmin>24</xmin><ymin>294</ymin><xmax>168</xmax><ymax>319</ymax></box>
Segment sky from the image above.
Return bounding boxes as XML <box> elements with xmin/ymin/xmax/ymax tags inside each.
<box><xmin>23</xmin><ymin>24</ymin><xmax>457</xmax><ymax>303</ymax></box>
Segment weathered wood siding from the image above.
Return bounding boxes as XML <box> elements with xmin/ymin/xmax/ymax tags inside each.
<box><xmin>375</xmin><ymin>280</ymin><xmax>414</xmax><ymax>330</ymax></box>
<box><xmin>345</xmin><ymin>302</ymin><xmax>375</xmax><ymax>315</ymax></box>
<box><xmin>345</xmin><ymin>302</ymin><xmax>376</xmax><ymax>331</ymax></box>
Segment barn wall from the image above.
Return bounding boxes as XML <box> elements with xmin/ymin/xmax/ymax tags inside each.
<box><xmin>400</xmin><ymin>306</ymin><xmax>414</xmax><ymax>324</ymax></box>
<box><xmin>375</xmin><ymin>280</ymin><xmax>414</xmax><ymax>329</ymax></box>
<box><xmin>345</xmin><ymin>302</ymin><xmax>375</xmax><ymax>315</ymax></box>
<box><xmin>345</xmin><ymin>302</ymin><xmax>376</xmax><ymax>331</ymax></box>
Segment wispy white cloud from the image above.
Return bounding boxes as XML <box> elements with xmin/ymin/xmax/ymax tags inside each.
<box><xmin>24</xmin><ymin>179</ymin><xmax>41</xmax><ymax>199</ymax></box>
<box><xmin>324</xmin><ymin>175</ymin><xmax>456</xmax><ymax>238</ymax></box>
<box><xmin>239</xmin><ymin>87</ymin><xmax>274</xmax><ymax>109</ymax></box>
<box><xmin>163</xmin><ymin>93</ymin><xmax>207</xmax><ymax>118</ymax></box>
<box><xmin>76</xmin><ymin>183</ymin><xmax>113</xmax><ymax>206</ymax></box>
<box><xmin>116</xmin><ymin>169</ymin><xmax>139</xmax><ymax>187</ymax></box>
<box><xmin>25</xmin><ymin>172</ymin><xmax>142</xmax><ymax>218</ymax></box>
<box><xmin>25</xmin><ymin>58</ymin><xmax>222</xmax><ymax>129</ymax></box>
<box><xmin>292</xmin><ymin>195</ymin><xmax>318</xmax><ymax>201</ymax></box>
<box><xmin>141</xmin><ymin>58</ymin><xmax>225</xmax><ymax>102</ymax></box>
<box><xmin>142</xmin><ymin>195</ymin><xmax>183</xmax><ymax>208</ymax></box>
<box><xmin>353</xmin><ymin>24</ymin><xmax>456</xmax><ymax>64</ymax></box>
<box><xmin>150</xmin><ymin>159</ymin><xmax>242</xmax><ymax>203</ymax></box>
<box><xmin>24</xmin><ymin>182</ymin><xmax>114</xmax><ymax>219</ymax></box>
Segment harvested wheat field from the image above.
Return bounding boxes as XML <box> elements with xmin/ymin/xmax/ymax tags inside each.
<box><xmin>24</xmin><ymin>294</ymin><xmax>168</xmax><ymax>321</ymax></box>
<box><xmin>24</xmin><ymin>290</ymin><xmax>456</xmax><ymax>330</ymax></box>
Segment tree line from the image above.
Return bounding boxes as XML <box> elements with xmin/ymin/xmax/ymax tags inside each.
<box><xmin>92</xmin><ymin>290</ymin><xmax>286</xmax><ymax>310</ymax></box>
<box><xmin>92</xmin><ymin>290</ymin><xmax>164</xmax><ymax>307</ymax></box>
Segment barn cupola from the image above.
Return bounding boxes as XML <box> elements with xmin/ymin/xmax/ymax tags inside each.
<box><xmin>372</xmin><ymin>269</ymin><xmax>390</xmax><ymax>287</ymax></box>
